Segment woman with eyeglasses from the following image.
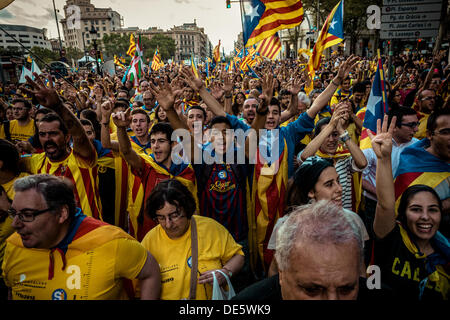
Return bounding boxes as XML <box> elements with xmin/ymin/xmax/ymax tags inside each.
<box><xmin>140</xmin><ymin>179</ymin><xmax>245</xmax><ymax>300</ymax></box>
<box><xmin>369</xmin><ymin>115</ymin><xmax>449</xmax><ymax>300</ymax></box>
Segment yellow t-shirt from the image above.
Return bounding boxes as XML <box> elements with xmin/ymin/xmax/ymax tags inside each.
<box><xmin>415</xmin><ymin>113</ymin><xmax>429</xmax><ymax>140</ymax></box>
<box><xmin>0</xmin><ymin>123</ymin><xmax>5</xmax><ymax>140</ymax></box>
<box><xmin>24</xmin><ymin>151</ymin><xmax>102</xmax><ymax>220</ymax></box>
<box><xmin>0</xmin><ymin>173</ymin><xmax>29</xmax><ymax>280</ymax></box>
<box><xmin>9</xmin><ymin>119</ymin><xmax>35</xmax><ymax>142</ymax></box>
<box><xmin>2</xmin><ymin>219</ymin><xmax>148</xmax><ymax>300</ymax></box>
<box><xmin>141</xmin><ymin>215</ymin><xmax>243</xmax><ymax>300</ymax></box>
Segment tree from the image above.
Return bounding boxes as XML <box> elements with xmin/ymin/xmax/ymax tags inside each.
<box><xmin>148</xmin><ymin>34</ymin><xmax>176</xmax><ymax>60</ymax></box>
<box><xmin>29</xmin><ymin>47</ymin><xmax>58</xmax><ymax>68</ymax></box>
<box><xmin>301</xmin><ymin>0</ymin><xmax>381</xmax><ymax>54</ymax></box>
<box><xmin>64</xmin><ymin>47</ymin><xmax>84</xmax><ymax>65</ymax></box>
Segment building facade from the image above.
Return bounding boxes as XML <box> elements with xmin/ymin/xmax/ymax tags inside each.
<box><xmin>0</xmin><ymin>24</ymin><xmax>52</xmax><ymax>51</ymax></box>
<box><xmin>112</xmin><ymin>20</ymin><xmax>212</xmax><ymax>62</ymax></box>
<box><xmin>60</xmin><ymin>0</ymin><xmax>122</xmax><ymax>52</ymax></box>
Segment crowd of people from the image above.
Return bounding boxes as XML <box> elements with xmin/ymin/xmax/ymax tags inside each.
<box><xmin>0</xmin><ymin>46</ymin><xmax>448</xmax><ymax>301</ymax></box>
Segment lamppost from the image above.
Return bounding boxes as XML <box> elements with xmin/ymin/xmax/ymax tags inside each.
<box><xmin>89</xmin><ymin>25</ymin><xmax>101</xmax><ymax>75</ymax></box>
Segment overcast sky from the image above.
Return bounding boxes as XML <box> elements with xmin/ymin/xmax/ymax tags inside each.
<box><xmin>0</xmin><ymin>0</ymin><xmax>243</xmax><ymax>54</ymax></box>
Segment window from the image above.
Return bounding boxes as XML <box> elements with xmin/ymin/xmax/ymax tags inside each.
<box><xmin>103</xmin><ymin>27</ymin><xmax>106</xmax><ymax>31</ymax></box>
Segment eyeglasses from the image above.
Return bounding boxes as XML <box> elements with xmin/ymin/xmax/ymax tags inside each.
<box><xmin>433</xmin><ymin>128</ymin><xmax>450</xmax><ymax>136</ymax></box>
<box><xmin>154</xmin><ymin>209</ymin><xmax>185</xmax><ymax>223</ymax></box>
<box><xmin>8</xmin><ymin>207</ymin><xmax>55</xmax><ymax>222</ymax></box>
<box><xmin>421</xmin><ymin>96</ymin><xmax>436</xmax><ymax>101</ymax></box>
<box><xmin>401</xmin><ymin>122</ymin><xmax>420</xmax><ymax>128</ymax></box>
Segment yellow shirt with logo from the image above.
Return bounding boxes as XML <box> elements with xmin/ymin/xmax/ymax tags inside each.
<box><xmin>9</xmin><ymin>119</ymin><xmax>35</xmax><ymax>141</ymax></box>
<box><xmin>141</xmin><ymin>215</ymin><xmax>243</xmax><ymax>300</ymax></box>
<box><xmin>2</xmin><ymin>220</ymin><xmax>148</xmax><ymax>300</ymax></box>
<box><xmin>0</xmin><ymin>173</ymin><xmax>29</xmax><ymax>281</ymax></box>
<box><xmin>24</xmin><ymin>151</ymin><xmax>102</xmax><ymax>220</ymax></box>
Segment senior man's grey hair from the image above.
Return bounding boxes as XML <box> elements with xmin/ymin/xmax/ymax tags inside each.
<box><xmin>297</xmin><ymin>91</ymin><xmax>311</xmax><ymax>108</ymax></box>
<box><xmin>275</xmin><ymin>200</ymin><xmax>363</xmax><ymax>271</ymax></box>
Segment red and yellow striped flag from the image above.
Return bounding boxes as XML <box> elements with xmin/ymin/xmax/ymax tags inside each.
<box><xmin>256</xmin><ymin>33</ymin><xmax>281</xmax><ymax>60</ymax></box>
<box><xmin>126</xmin><ymin>34</ymin><xmax>136</xmax><ymax>57</ymax></box>
<box><xmin>243</xmin><ymin>0</ymin><xmax>304</xmax><ymax>47</ymax></box>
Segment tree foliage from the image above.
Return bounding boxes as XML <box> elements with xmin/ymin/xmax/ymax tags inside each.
<box><xmin>101</xmin><ymin>33</ymin><xmax>176</xmax><ymax>63</ymax></box>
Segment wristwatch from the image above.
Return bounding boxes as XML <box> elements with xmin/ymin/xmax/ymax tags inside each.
<box><xmin>339</xmin><ymin>130</ymin><xmax>351</xmax><ymax>143</ymax></box>
<box><xmin>224</xmin><ymin>93</ymin><xmax>232</xmax><ymax>99</ymax></box>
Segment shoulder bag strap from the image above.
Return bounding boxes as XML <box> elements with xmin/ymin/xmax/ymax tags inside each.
<box><xmin>188</xmin><ymin>216</ymin><xmax>198</xmax><ymax>300</ymax></box>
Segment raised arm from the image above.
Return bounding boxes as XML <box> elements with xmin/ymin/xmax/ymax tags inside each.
<box><xmin>180</xmin><ymin>67</ymin><xmax>226</xmax><ymax>117</ymax></box>
<box><xmin>307</xmin><ymin>55</ymin><xmax>359</xmax><ymax>119</ymax></box>
<box><xmin>369</xmin><ymin>115</ymin><xmax>397</xmax><ymax>239</ymax></box>
<box><xmin>336</xmin><ymin>102</ymin><xmax>367</xmax><ymax>169</ymax></box>
<box><xmin>300</xmin><ymin>103</ymin><xmax>347</xmax><ymax>161</ymax></box>
<box><xmin>100</xmin><ymin>100</ymin><xmax>119</xmax><ymax>151</ymax></box>
<box><xmin>23</xmin><ymin>73</ymin><xmax>96</xmax><ymax>165</ymax></box>
<box><xmin>280</xmin><ymin>75</ymin><xmax>303</xmax><ymax>123</ymax></box>
<box><xmin>223</xmin><ymin>74</ymin><xmax>234</xmax><ymax>115</ymax></box>
<box><xmin>112</xmin><ymin>108</ymin><xmax>143</xmax><ymax>173</ymax></box>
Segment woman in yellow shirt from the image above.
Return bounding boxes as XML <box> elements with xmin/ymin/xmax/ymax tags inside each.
<box><xmin>141</xmin><ymin>179</ymin><xmax>244</xmax><ymax>300</ymax></box>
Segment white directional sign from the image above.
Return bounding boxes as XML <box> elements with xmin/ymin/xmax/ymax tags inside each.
<box><xmin>380</xmin><ymin>0</ymin><xmax>442</xmax><ymax>39</ymax></box>
<box><xmin>381</xmin><ymin>20</ymin><xmax>440</xmax><ymax>30</ymax></box>
<box><xmin>382</xmin><ymin>3</ymin><xmax>442</xmax><ymax>14</ymax></box>
<box><xmin>383</xmin><ymin>0</ymin><xmax>441</xmax><ymax>5</ymax></box>
<box><xmin>380</xmin><ymin>29</ymin><xmax>439</xmax><ymax>39</ymax></box>
<box><xmin>381</xmin><ymin>11</ymin><xmax>440</xmax><ymax>22</ymax></box>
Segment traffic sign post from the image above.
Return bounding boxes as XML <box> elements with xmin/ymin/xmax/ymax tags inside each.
<box><xmin>380</xmin><ymin>0</ymin><xmax>442</xmax><ymax>40</ymax></box>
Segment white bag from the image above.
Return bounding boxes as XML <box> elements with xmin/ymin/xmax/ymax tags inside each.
<box><xmin>211</xmin><ymin>269</ymin><xmax>236</xmax><ymax>300</ymax></box>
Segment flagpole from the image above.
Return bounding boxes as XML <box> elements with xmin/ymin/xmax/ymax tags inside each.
<box><xmin>239</xmin><ymin>0</ymin><xmax>246</xmax><ymax>49</ymax></box>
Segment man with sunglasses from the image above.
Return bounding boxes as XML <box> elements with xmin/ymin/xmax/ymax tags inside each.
<box><xmin>2</xmin><ymin>174</ymin><xmax>161</xmax><ymax>300</ymax></box>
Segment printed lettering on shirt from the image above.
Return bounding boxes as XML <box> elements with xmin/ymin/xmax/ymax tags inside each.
<box><xmin>66</xmin><ymin>265</ymin><xmax>81</xmax><ymax>290</ymax></box>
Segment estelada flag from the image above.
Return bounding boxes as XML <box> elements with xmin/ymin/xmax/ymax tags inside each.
<box><xmin>127</xmin><ymin>155</ymin><xmax>198</xmax><ymax>241</ymax></box>
<box><xmin>394</xmin><ymin>139</ymin><xmax>450</xmax><ymax>213</ymax></box>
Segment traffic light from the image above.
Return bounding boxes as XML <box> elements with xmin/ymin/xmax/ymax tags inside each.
<box><xmin>226</xmin><ymin>0</ymin><xmax>231</xmax><ymax>8</ymax></box>
<box><xmin>418</xmin><ymin>38</ymin><xmax>422</xmax><ymax>43</ymax></box>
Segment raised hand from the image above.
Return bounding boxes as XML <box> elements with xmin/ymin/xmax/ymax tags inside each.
<box><xmin>337</xmin><ymin>55</ymin><xmax>360</xmax><ymax>80</ymax></box>
<box><xmin>367</xmin><ymin>114</ymin><xmax>396</xmax><ymax>160</ymax></box>
<box><xmin>180</xmin><ymin>67</ymin><xmax>204</xmax><ymax>92</ymax></box>
<box><xmin>112</xmin><ymin>108</ymin><xmax>132</xmax><ymax>128</ymax></box>
<box><xmin>260</xmin><ymin>72</ymin><xmax>274</xmax><ymax>103</ymax></box>
<box><xmin>223</xmin><ymin>73</ymin><xmax>234</xmax><ymax>95</ymax></box>
<box><xmin>22</xmin><ymin>73</ymin><xmax>62</xmax><ymax>109</ymax></box>
<box><xmin>149</xmin><ymin>80</ymin><xmax>175</xmax><ymax>111</ymax></box>
<box><xmin>100</xmin><ymin>100</ymin><xmax>113</xmax><ymax>120</ymax></box>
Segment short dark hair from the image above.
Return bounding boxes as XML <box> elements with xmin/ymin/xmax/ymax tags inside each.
<box><xmin>388</xmin><ymin>106</ymin><xmax>418</xmax><ymax>128</ymax></box>
<box><xmin>427</xmin><ymin>108</ymin><xmax>450</xmax><ymax>133</ymax></box>
<box><xmin>12</xmin><ymin>98</ymin><xmax>31</xmax><ymax>109</ymax></box>
<box><xmin>145</xmin><ymin>179</ymin><xmax>196</xmax><ymax>220</ymax></box>
<box><xmin>13</xmin><ymin>174</ymin><xmax>77</xmax><ymax>219</ymax></box>
<box><xmin>269</xmin><ymin>97</ymin><xmax>281</xmax><ymax>113</ymax></box>
<box><xmin>0</xmin><ymin>139</ymin><xmax>20</xmax><ymax>175</ymax></box>
<box><xmin>35</xmin><ymin>107</ymin><xmax>54</xmax><ymax>119</ymax></box>
<box><xmin>150</xmin><ymin>122</ymin><xmax>173</xmax><ymax>141</ymax></box>
<box><xmin>39</xmin><ymin>113</ymin><xmax>68</xmax><ymax>135</ymax></box>
<box><xmin>187</xmin><ymin>105</ymin><xmax>207</xmax><ymax>120</ymax></box>
<box><xmin>314</xmin><ymin>117</ymin><xmax>331</xmax><ymax>136</ymax></box>
<box><xmin>210</xmin><ymin>116</ymin><xmax>232</xmax><ymax>129</ymax></box>
<box><xmin>131</xmin><ymin>108</ymin><xmax>150</xmax><ymax>123</ymax></box>
<box><xmin>352</xmin><ymin>82</ymin><xmax>366</xmax><ymax>94</ymax></box>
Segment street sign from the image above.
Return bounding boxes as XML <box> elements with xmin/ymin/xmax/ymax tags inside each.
<box><xmin>380</xmin><ymin>20</ymin><xmax>440</xmax><ymax>30</ymax></box>
<box><xmin>382</xmin><ymin>3</ymin><xmax>442</xmax><ymax>14</ymax></box>
<box><xmin>380</xmin><ymin>29</ymin><xmax>439</xmax><ymax>39</ymax></box>
<box><xmin>89</xmin><ymin>49</ymin><xmax>96</xmax><ymax>57</ymax></box>
<box><xmin>381</xmin><ymin>11</ymin><xmax>440</xmax><ymax>22</ymax></box>
<box><xmin>383</xmin><ymin>0</ymin><xmax>441</xmax><ymax>5</ymax></box>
